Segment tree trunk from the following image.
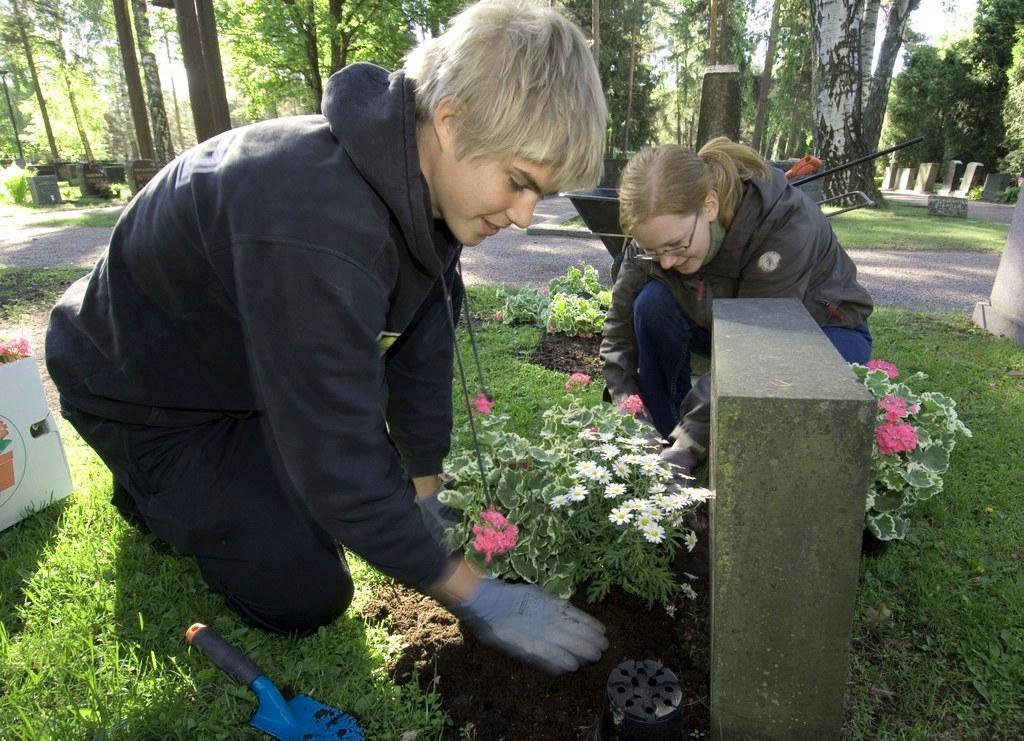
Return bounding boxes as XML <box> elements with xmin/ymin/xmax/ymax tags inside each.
<box><xmin>163</xmin><ymin>32</ymin><xmax>187</xmax><ymax>151</ymax></box>
<box><xmin>592</xmin><ymin>0</ymin><xmax>600</xmax><ymax>67</ymax></box>
<box><xmin>131</xmin><ymin>0</ymin><xmax>175</xmax><ymax>164</ymax></box>
<box><xmin>860</xmin><ymin>0</ymin><xmax>880</xmax><ymax>94</ymax></box>
<box><xmin>112</xmin><ymin>0</ymin><xmax>156</xmax><ymax>161</ymax></box>
<box><xmin>810</xmin><ymin>0</ymin><xmax>877</xmax><ymax>201</ymax></box>
<box><xmin>751</xmin><ymin>0</ymin><xmax>782</xmax><ymax>153</ymax></box>
<box><xmin>863</xmin><ymin>0</ymin><xmax>921</xmax><ymax>153</ymax></box>
<box><xmin>622</xmin><ymin>20</ymin><xmax>637</xmax><ymax>153</ymax></box>
<box><xmin>59</xmin><ymin>60</ymin><xmax>94</xmax><ymax>161</ymax></box>
<box><xmin>11</xmin><ymin>0</ymin><xmax>59</xmax><ymax>161</ymax></box>
<box><xmin>329</xmin><ymin>0</ymin><xmax>343</xmax><ymax>74</ymax></box>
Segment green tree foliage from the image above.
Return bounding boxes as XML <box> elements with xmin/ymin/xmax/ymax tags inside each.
<box><xmin>561</xmin><ymin>0</ymin><xmax>660</xmax><ymax>155</ymax></box>
<box><xmin>1000</xmin><ymin>28</ymin><xmax>1024</xmax><ymax>174</ymax></box>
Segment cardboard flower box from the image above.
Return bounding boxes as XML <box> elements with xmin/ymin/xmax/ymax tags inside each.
<box><xmin>0</xmin><ymin>358</ymin><xmax>74</xmax><ymax>531</ymax></box>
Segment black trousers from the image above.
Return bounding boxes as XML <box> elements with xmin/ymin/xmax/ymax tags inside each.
<box><xmin>62</xmin><ymin>404</ymin><xmax>354</xmax><ymax>636</ymax></box>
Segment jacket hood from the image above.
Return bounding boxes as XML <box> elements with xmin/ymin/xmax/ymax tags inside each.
<box><xmin>704</xmin><ymin>167</ymin><xmax>790</xmax><ymax>278</ymax></box>
<box><xmin>321</xmin><ymin>63</ymin><xmax>442</xmax><ymax>278</ymax></box>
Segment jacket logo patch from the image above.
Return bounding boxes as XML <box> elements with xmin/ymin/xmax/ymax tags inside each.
<box><xmin>757</xmin><ymin>251</ymin><xmax>782</xmax><ymax>273</ymax></box>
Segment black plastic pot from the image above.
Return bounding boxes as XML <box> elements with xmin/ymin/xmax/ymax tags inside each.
<box><xmin>595</xmin><ymin>659</ymin><xmax>684</xmax><ymax>741</ymax></box>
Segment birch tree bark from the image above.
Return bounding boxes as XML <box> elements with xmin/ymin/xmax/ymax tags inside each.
<box><xmin>751</xmin><ymin>0</ymin><xmax>781</xmax><ymax>153</ymax></box>
<box><xmin>10</xmin><ymin>0</ymin><xmax>59</xmax><ymax>160</ymax></box>
<box><xmin>130</xmin><ymin>0</ymin><xmax>175</xmax><ymax>163</ymax></box>
<box><xmin>810</xmin><ymin>0</ymin><xmax>875</xmax><ymax>200</ymax></box>
<box><xmin>863</xmin><ymin>0</ymin><xmax>922</xmax><ymax>152</ymax></box>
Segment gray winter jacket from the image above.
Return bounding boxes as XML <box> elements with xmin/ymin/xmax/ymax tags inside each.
<box><xmin>601</xmin><ymin>167</ymin><xmax>872</xmax><ymax>461</ymax></box>
<box><xmin>46</xmin><ymin>64</ymin><xmax>457</xmax><ymax>589</ymax></box>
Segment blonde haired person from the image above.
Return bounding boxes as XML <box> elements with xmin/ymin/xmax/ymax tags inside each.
<box><xmin>47</xmin><ymin>0</ymin><xmax>608</xmax><ymax>675</ymax></box>
<box><xmin>602</xmin><ymin>138</ymin><xmax>873</xmax><ymax>475</ymax></box>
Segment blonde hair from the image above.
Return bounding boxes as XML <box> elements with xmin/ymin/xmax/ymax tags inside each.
<box><xmin>619</xmin><ymin>137</ymin><xmax>770</xmax><ymax>233</ymax></box>
<box><xmin>400</xmin><ymin>0</ymin><xmax>607</xmax><ymax>192</ymax></box>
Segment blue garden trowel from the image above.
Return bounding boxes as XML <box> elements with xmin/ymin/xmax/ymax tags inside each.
<box><xmin>185</xmin><ymin>623</ymin><xmax>364</xmax><ymax>741</ymax></box>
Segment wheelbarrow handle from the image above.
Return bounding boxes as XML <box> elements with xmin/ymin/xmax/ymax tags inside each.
<box><xmin>186</xmin><ymin>623</ymin><xmax>264</xmax><ymax>687</ymax></box>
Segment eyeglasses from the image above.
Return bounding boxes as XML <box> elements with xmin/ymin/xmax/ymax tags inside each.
<box><xmin>633</xmin><ymin>213</ymin><xmax>701</xmax><ymax>262</ymax></box>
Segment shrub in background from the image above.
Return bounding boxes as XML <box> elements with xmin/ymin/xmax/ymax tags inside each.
<box><xmin>0</xmin><ymin>164</ymin><xmax>29</xmax><ymax>205</ymax></box>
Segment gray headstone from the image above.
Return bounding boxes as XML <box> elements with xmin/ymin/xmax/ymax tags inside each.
<box><xmin>696</xmin><ymin>65</ymin><xmax>741</xmax><ymax>149</ymax></box>
<box><xmin>27</xmin><ymin>175</ymin><xmax>62</xmax><ymax>205</ymax></box>
<box><xmin>125</xmin><ymin>159</ymin><xmax>159</xmax><ymax>195</ymax></box>
<box><xmin>939</xmin><ymin>160</ymin><xmax>963</xmax><ymax>195</ymax></box>
<box><xmin>709</xmin><ymin>298</ymin><xmax>874</xmax><ymax>741</ymax></box>
<box><xmin>927</xmin><ymin>194</ymin><xmax>968</xmax><ymax>218</ymax></box>
<box><xmin>981</xmin><ymin>173</ymin><xmax>1013</xmax><ymax>202</ymax></box>
<box><xmin>915</xmin><ymin>162</ymin><xmax>939</xmax><ymax>193</ymax></box>
<box><xmin>896</xmin><ymin>167</ymin><xmax>915</xmax><ymax>191</ymax></box>
<box><xmin>881</xmin><ymin>165</ymin><xmax>898</xmax><ymax>190</ymax></box>
<box><xmin>955</xmin><ymin>162</ymin><xmax>985</xmax><ymax>196</ymax></box>
<box><xmin>75</xmin><ymin>162</ymin><xmax>109</xmax><ymax>196</ymax></box>
<box><xmin>974</xmin><ymin>189</ymin><xmax>1024</xmax><ymax>345</ymax></box>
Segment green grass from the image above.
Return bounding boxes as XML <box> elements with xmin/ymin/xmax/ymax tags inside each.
<box><xmin>828</xmin><ymin>204</ymin><xmax>1009</xmax><ymax>252</ymax></box>
<box><xmin>29</xmin><ymin>211</ymin><xmax>121</xmax><ymax>228</ymax></box>
<box><xmin>1</xmin><ymin>282</ymin><xmax>1022</xmax><ymax>738</ymax></box>
<box><xmin>0</xmin><ymin>267</ymin><xmax>91</xmax><ymax>325</ymax></box>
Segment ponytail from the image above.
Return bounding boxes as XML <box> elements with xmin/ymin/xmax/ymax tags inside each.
<box><xmin>619</xmin><ymin>137</ymin><xmax>769</xmax><ymax>233</ymax></box>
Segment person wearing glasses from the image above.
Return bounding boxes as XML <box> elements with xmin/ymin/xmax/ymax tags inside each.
<box><xmin>601</xmin><ymin>137</ymin><xmax>873</xmax><ymax>476</ymax></box>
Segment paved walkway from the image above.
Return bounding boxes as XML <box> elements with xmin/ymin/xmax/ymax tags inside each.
<box><xmin>0</xmin><ymin>195</ymin><xmax>1010</xmax><ymax>315</ymax></box>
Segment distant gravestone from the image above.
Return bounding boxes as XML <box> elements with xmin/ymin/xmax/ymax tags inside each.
<box><xmin>981</xmin><ymin>173</ymin><xmax>1012</xmax><ymax>202</ymax></box>
<box><xmin>709</xmin><ymin>298</ymin><xmax>874</xmax><ymax>741</ymax></box>
<box><xmin>939</xmin><ymin>160</ymin><xmax>963</xmax><ymax>195</ymax></box>
<box><xmin>896</xmin><ymin>167</ymin><xmax>915</xmax><ymax>190</ymax></box>
<box><xmin>27</xmin><ymin>175</ymin><xmax>62</xmax><ymax>205</ymax></box>
<box><xmin>915</xmin><ymin>162</ymin><xmax>939</xmax><ymax>193</ymax></box>
<box><xmin>102</xmin><ymin>164</ymin><xmax>126</xmax><ymax>183</ymax></box>
<box><xmin>955</xmin><ymin>162</ymin><xmax>985</xmax><ymax>196</ymax></box>
<box><xmin>126</xmin><ymin>160</ymin><xmax>159</xmax><ymax>195</ymax></box>
<box><xmin>75</xmin><ymin>162</ymin><xmax>110</xmax><ymax>197</ymax></box>
<box><xmin>696</xmin><ymin>65</ymin><xmax>741</xmax><ymax>149</ymax></box>
<box><xmin>927</xmin><ymin>194</ymin><xmax>968</xmax><ymax>218</ymax></box>
<box><xmin>974</xmin><ymin>189</ymin><xmax>1024</xmax><ymax>346</ymax></box>
<box><xmin>54</xmin><ymin>161</ymin><xmax>73</xmax><ymax>182</ymax></box>
<box><xmin>881</xmin><ymin>165</ymin><xmax>898</xmax><ymax>190</ymax></box>
<box><xmin>32</xmin><ymin>164</ymin><xmax>56</xmax><ymax>177</ymax></box>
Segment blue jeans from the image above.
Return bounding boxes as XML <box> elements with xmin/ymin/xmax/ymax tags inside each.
<box><xmin>632</xmin><ymin>280</ymin><xmax>873</xmax><ymax>438</ymax></box>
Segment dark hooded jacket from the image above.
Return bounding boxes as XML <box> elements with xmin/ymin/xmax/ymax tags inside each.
<box><xmin>601</xmin><ymin>167</ymin><xmax>873</xmax><ymax>460</ymax></box>
<box><xmin>46</xmin><ymin>63</ymin><xmax>457</xmax><ymax>589</ymax></box>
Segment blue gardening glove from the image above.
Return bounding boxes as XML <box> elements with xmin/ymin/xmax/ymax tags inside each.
<box><xmin>450</xmin><ymin>579</ymin><xmax>608</xmax><ymax>675</ymax></box>
<box><xmin>415</xmin><ymin>486</ymin><xmax>463</xmax><ymax>555</ymax></box>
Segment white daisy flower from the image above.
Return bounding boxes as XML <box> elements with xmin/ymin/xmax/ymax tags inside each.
<box><xmin>598</xmin><ymin>431</ymin><xmax>614</xmax><ymax>441</ymax></box>
<box><xmin>604</xmin><ymin>482</ymin><xmax>627</xmax><ymax>499</ymax></box>
<box><xmin>579</xmin><ymin>429</ymin><xmax>602</xmax><ymax>441</ymax></box>
<box><xmin>636</xmin><ymin>514</ymin><xmax>654</xmax><ymax>529</ymax></box>
<box><xmin>624</xmin><ymin>436</ymin><xmax>650</xmax><ymax>447</ymax></box>
<box><xmin>623</xmin><ymin>498</ymin><xmax>647</xmax><ymax>511</ymax></box>
<box><xmin>599</xmin><ymin>443</ymin><xmax>620</xmax><ymax>460</ymax></box>
<box><xmin>648</xmin><ymin>482</ymin><xmax>667</xmax><ymax>494</ymax></box>
<box><xmin>663</xmin><ymin>494</ymin><xmax>689</xmax><ymax>511</ymax></box>
<box><xmin>611</xmin><ymin>460</ymin><xmax>631</xmax><ymax>479</ymax></box>
<box><xmin>684</xmin><ymin>531</ymin><xmax>698</xmax><ymax>552</ymax></box>
<box><xmin>642</xmin><ymin>522</ymin><xmax>665</xmax><ymax>543</ymax></box>
<box><xmin>608</xmin><ymin>507</ymin><xmax>633</xmax><ymax>525</ymax></box>
<box><xmin>684</xmin><ymin>487</ymin><xmax>715</xmax><ymax>502</ymax></box>
<box><xmin>646</xmin><ymin>507</ymin><xmax>663</xmax><ymax>520</ymax></box>
<box><xmin>567</xmin><ymin>484</ymin><xmax>588</xmax><ymax>502</ymax></box>
<box><xmin>681</xmin><ymin>583</ymin><xmax>698</xmax><ymax>600</ymax></box>
<box><xmin>549</xmin><ymin>494</ymin><xmax>570</xmax><ymax>510</ymax></box>
<box><xmin>592</xmin><ymin>465</ymin><xmax>612</xmax><ymax>484</ymax></box>
<box><xmin>575</xmin><ymin>460</ymin><xmax>599</xmax><ymax>479</ymax></box>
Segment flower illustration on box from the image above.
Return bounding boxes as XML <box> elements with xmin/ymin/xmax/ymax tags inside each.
<box><xmin>0</xmin><ymin>418</ymin><xmax>15</xmax><ymax>492</ymax></box>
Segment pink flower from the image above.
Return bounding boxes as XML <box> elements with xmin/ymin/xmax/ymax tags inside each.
<box><xmin>473</xmin><ymin>393</ymin><xmax>494</xmax><ymax>415</ymax></box>
<box><xmin>0</xmin><ymin>335</ymin><xmax>33</xmax><ymax>364</ymax></box>
<box><xmin>472</xmin><ymin>506</ymin><xmax>519</xmax><ymax>564</ymax></box>
<box><xmin>540</xmin><ymin>287</ymin><xmax>550</xmax><ymax>296</ymax></box>
<box><xmin>579</xmin><ymin>332</ymin><xmax>594</xmax><ymax>339</ymax></box>
<box><xmin>866</xmin><ymin>359</ymin><xmax>899</xmax><ymax>379</ymax></box>
<box><xmin>618</xmin><ymin>394</ymin><xmax>647</xmax><ymax>416</ymax></box>
<box><xmin>491</xmin><ymin>310</ymin><xmax>503</xmax><ymax>321</ymax></box>
<box><xmin>564</xmin><ymin>372</ymin><xmax>592</xmax><ymax>393</ymax></box>
<box><xmin>878</xmin><ymin>395</ymin><xmax>913</xmax><ymax>422</ymax></box>
<box><xmin>875</xmin><ymin>422</ymin><xmax>918</xmax><ymax>455</ymax></box>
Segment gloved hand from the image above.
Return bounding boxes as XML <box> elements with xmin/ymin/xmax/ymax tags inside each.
<box><xmin>450</xmin><ymin>579</ymin><xmax>608</xmax><ymax>675</ymax></box>
<box><xmin>415</xmin><ymin>485</ymin><xmax>463</xmax><ymax>555</ymax></box>
<box><xmin>660</xmin><ymin>446</ymin><xmax>698</xmax><ymax>483</ymax></box>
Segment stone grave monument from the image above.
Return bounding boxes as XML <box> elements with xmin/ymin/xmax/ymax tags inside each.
<box><xmin>939</xmin><ymin>160</ymin><xmax>963</xmax><ymax>195</ymax></box>
<box><xmin>881</xmin><ymin>165</ymin><xmax>898</xmax><ymax>190</ymax></box>
<box><xmin>974</xmin><ymin>189</ymin><xmax>1024</xmax><ymax>346</ymax></box>
<box><xmin>915</xmin><ymin>162</ymin><xmax>939</xmax><ymax>193</ymax></box>
<box><xmin>27</xmin><ymin>175</ymin><xmax>62</xmax><ymax>205</ymax></box>
<box><xmin>75</xmin><ymin>162</ymin><xmax>111</xmax><ymax>197</ymax></box>
<box><xmin>981</xmin><ymin>173</ymin><xmax>1012</xmax><ymax>202</ymax></box>
<box><xmin>709</xmin><ymin>298</ymin><xmax>874</xmax><ymax>741</ymax></box>
<box><xmin>955</xmin><ymin>162</ymin><xmax>985</xmax><ymax>196</ymax></box>
<box><xmin>696</xmin><ymin>65</ymin><xmax>741</xmax><ymax>148</ymax></box>
<box><xmin>896</xmin><ymin>167</ymin><xmax>915</xmax><ymax>191</ymax></box>
<box><xmin>126</xmin><ymin>159</ymin><xmax>159</xmax><ymax>195</ymax></box>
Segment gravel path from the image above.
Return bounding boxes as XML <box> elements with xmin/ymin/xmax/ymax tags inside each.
<box><xmin>0</xmin><ymin>195</ymin><xmax>1008</xmax><ymax>314</ymax></box>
